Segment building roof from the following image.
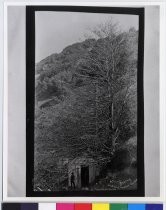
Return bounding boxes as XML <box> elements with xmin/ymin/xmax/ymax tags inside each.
<box><xmin>68</xmin><ymin>156</ymin><xmax>96</xmax><ymax>166</ymax></box>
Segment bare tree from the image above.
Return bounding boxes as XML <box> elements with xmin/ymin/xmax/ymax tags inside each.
<box><xmin>76</xmin><ymin>20</ymin><xmax>137</xmax><ymax>162</ymax></box>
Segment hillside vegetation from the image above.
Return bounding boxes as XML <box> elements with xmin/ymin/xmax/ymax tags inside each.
<box><xmin>34</xmin><ymin>24</ymin><xmax>138</xmax><ymax>191</ymax></box>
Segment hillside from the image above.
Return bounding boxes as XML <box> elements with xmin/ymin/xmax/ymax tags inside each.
<box><xmin>34</xmin><ymin>28</ymin><xmax>138</xmax><ymax>191</ymax></box>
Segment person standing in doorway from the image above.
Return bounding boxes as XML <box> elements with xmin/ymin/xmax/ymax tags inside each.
<box><xmin>71</xmin><ymin>172</ymin><xmax>75</xmax><ymax>189</ymax></box>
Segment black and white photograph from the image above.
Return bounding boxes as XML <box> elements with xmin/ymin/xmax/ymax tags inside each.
<box><xmin>26</xmin><ymin>6</ymin><xmax>144</xmax><ymax>197</ymax></box>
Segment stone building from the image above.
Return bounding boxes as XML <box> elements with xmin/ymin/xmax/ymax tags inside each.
<box><xmin>68</xmin><ymin>156</ymin><xmax>100</xmax><ymax>188</ymax></box>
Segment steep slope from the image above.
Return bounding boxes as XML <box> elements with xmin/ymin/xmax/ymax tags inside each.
<box><xmin>34</xmin><ymin>29</ymin><xmax>138</xmax><ymax>191</ymax></box>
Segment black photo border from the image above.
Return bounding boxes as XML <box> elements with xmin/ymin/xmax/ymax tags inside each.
<box><xmin>26</xmin><ymin>5</ymin><xmax>145</xmax><ymax>197</ymax></box>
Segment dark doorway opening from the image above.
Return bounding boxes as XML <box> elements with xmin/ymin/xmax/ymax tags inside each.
<box><xmin>81</xmin><ymin>165</ymin><xmax>89</xmax><ymax>187</ymax></box>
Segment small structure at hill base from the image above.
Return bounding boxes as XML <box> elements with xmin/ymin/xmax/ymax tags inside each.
<box><xmin>68</xmin><ymin>156</ymin><xmax>100</xmax><ymax>188</ymax></box>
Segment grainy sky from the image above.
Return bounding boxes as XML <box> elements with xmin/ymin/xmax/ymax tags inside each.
<box><xmin>35</xmin><ymin>11</ymin><xmax>138</xmax><ymax>63</ymax></box>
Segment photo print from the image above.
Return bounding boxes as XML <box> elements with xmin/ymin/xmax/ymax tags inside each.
<box><xmin>26</xmin><ymin>6</ymin><xmax>144</xmax><ymax>197</ymax></box>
